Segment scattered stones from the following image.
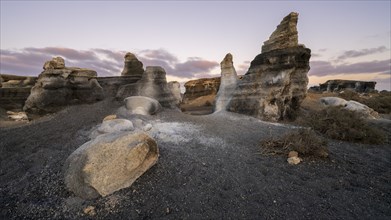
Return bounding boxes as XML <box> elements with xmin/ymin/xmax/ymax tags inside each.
<box><xmin>143</xmin><ymin>123</ymin><xmax>153</xmax><ymax>131</ymax></box>
<box><xmin>228</xmin><ymin>12</ymin><xmax>310</xmax><ymax>121</ymax></box>
<box><xmin>214</xmin><ymin>53</ymin><xmax>238</xmax><ymax>112</ymax></box>
<box><xmin>103</xmin><ymin>114</ymin><xmax>117</xmax><ymax>121</ymax></box>
<box><xmin>124</xmin><ymin>96</ymin><xmax>162</xmax><ymax>115</ymax></box>
<box><xmin>121</xmin><ymin>52</ymin><xmax>144</xmax><ymax>78</ymax></box>
<box><xmin>6</xmin><ymin>111</ymin><xmax>28</xmax><ymax>121</ymax></box>
<box><xmin>64</xmin><ymin>132</ymin><xmax>159</xmax><ymax>199</ymax></box>
<box><xmin>23</xmin><ymin>57</ymin><xmax>104</xmax><ymax>113</ymax></box>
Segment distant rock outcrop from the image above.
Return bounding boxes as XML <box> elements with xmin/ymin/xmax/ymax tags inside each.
<box><xmin>23</xmin><ymin>57</ymin><xmax>104</xmax><ymax>113</ymax></box>
<box><xmin>116</xmin><ymin>66</ymin><xmax>178</xmax><ymax>108</ymax></box>
<box><xmin>228</xmin><ymin>12</ymin><xmax>311</xmax><ymax>121</ymax></box>
<box><xmin>214</xmin><ymin>53</ymin><xmax>238</xmax><ymax>112</ymax></box>
<box><xmin>183</xmin><ymin>77</ymin><xmax>221</xmax><ymax>104</ymax></box>
<box><xmin>317</xmin><ymin>80</ymin><xmax>377</xmax><ymax>93</ymax></box>
<box><xmin>64</xmin><ymin>132</ymin><xmax>159</xmax><ymax>199</ymax></box>
<box><xmin>121</xmin><ymin>52</ymin><xmax>144</xmax><ymax>78</ymax></box>
<box><xmin>168</xmin><ymin>81</ymin><xmax>182</xmax><ymax>105</ymax></box>
<box><xmin>0</xmin><ymin>74</ymin><xmax>37</xmax><ymax>110</ymax></box>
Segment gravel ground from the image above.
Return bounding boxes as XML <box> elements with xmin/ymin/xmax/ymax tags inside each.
<box><xmin>0</xmin><ymin>99</ymin><xmax>390</xmax><ymax>219</ymax></box>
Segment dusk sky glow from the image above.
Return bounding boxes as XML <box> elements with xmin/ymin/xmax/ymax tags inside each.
<box><xmin>1</xmin><ymin>1</ymin><xmax>390</xmax><ymax>90</ymax></box>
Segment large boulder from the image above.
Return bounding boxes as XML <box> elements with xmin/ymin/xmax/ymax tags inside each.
<box><xmin>64</xmin><ymin>132</ymin><xmax>159</xmax><ymax>199</ymax></box>
<box><xmin>23</xmin><ymin>57</ymin><xmax>104</xmax><ymax>113</ymax></box>
<box><xmin>121</xmin><ymin>52</ymin><xmax>144</xmax><ymax>78</ymax></box>
<box><xmin>116</xmin><ymin>66</ymin><xmax>178</xmax><ymax>108</ymax></box>
<box><xmin>124</xmin><ymin>96</ymin><xmax>162</xmax><ymax>115</ymax></box>
<box><xmin>227</xmin><ymin>12</ymin><xmax>310</xmax><ymax>121</ymax></box>
<box><xmin>214</xmin><ymin>53</ymin><xmax>238</xmax><ymax>112</ymax></box>
<box><xmin>320</xmin><ymin>97</ymin><xmax>379</xmax><ymax>119</ymax></box>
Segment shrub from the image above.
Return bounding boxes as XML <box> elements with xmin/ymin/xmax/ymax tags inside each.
<box><xmin>260</xmin><ymin>129</ymin><xmax>329</xmax><ymax>158</ymax></box>
<box><xmin>301</xmin><ymin>107</ymin><xmax>386</xmax><ymax>144</ymax></box>
<box><xmin>361</xmin><ymin>95</ymin><xmax>391</xmax><ymax>114</ymax></box>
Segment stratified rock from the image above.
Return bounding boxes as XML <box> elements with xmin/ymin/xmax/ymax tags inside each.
<box><xmin>43</xmin><ymin>57</ymin><xmax>65</xmax><ymax>70</ymax></box>
<box><xmin>168</xmin><ymin>81</ymin><xmax>182</xmax><ymax>105</ymax></box>
<box><xmin>64</xmin><ymin>132</ymin><xmax>158</xmax><ymax>199</ymax></box>
<box><xmin>124</xmin><ymin>96</ymin><xmax>162</xmax><ymax>115</ymax></box>
<box><xmin>214</xmin><ymin>53</ymin><xmax>238</xmax><ymax>112</ymax></box>
<box><xmin>121</xmin><ymin>52</ymin><xmax>144</xmax><ymax>78</ymax></box>
<box><xmin>183</xmin><ymin>77</ymin><xmax>221</xmax><ymax>103</ymax></box>
<box><xmin>319</xmin><ymin>80</ymin><xmax>376</xmax><ymax>93</ymax></box>
<box><xmin>262</xmin><ymin>12</ymin><xmax>298</xmax><ymax>53</ymax></box>
<box><xmin>23</xmin><ymin>57</ymin><xmax>104</xmax><ymax>113</ymax></box>
<box><xmin>116</xmin><ymin>66</ymin><xmax>178</xmax><ymax>108</ymax></box>
<box><xmin>0</xmin><ymin>74</ymin><xmax>38</xmax><ymax>110</ymax></box>
<box><xmin>228</xmin><ymin>12</ymin><xmax>310</xmax><ymax>121</ymax></box>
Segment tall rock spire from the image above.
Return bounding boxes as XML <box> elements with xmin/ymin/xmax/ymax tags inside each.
<box><xmin>261</xmin><ymin>12</ymin><xmax>299</xmax><ymax>53</ymax></box>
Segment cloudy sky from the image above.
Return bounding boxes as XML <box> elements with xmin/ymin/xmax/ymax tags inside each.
<box><xmin>1</xmin><ymin>1</ymin><xmax>390</xmax><ymax>90</ymax></box>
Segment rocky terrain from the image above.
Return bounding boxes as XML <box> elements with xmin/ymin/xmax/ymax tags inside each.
<box><xmin>312</xmin><ymin>80</ymin><xmax>377</xmax><ymax>93</ymax></box>
<box><xmin>0</xmin><ymin>12</ymin><xmax>390</xmax><ymax>219</ymax></box>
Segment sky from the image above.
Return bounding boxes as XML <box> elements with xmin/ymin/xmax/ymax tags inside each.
<box><xmin>1</xmin><ymin>0</ymin><xmax>390</xmax><ymax>91</ymax></box>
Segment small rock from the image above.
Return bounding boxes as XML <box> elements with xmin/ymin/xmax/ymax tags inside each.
<box><xmin>143</xmin><ymin>123</ymin><xmax>152</xmax><ymax>131</ymax></box>
<box><xmin>132</xmin><ymin>119</ymin><xmax>144</xmax><ymax>129</ymax></box>
<box><xmin>97</xmin><ymin>119</ymin><xmax>134</xmax><ymax>134</ymax></box>
<box><xmin>287</xmin><ymin>156</ymin><xmax>302</xmax><ymax>165</ymax></box>
<box><xmin>103</xmin><ymin>114</ymin><xmax>117</xmax><ymax>121</ymax></box>
<box><xmin>288</xmin><ymin>151</ymin><xmax>298</xmax><ymax>158</ymax></box>
<box><xmin>6</xmin><ymin>111</ymin><xmax>28</xmax><ymax>121</ymax></box>
<box><xmin>83</xmin><ymin>206</ymin><xmax>96</xmax><ymax>216</ymax></box>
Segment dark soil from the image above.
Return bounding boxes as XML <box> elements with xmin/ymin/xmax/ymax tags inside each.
<box><xmin>0</xmin><ymin>99</ymin><xmax>390</xmax><ymax>219</ymax></box>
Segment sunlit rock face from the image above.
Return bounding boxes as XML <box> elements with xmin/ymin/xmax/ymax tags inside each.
<box><xmin>23</xmin><ymin>57</ymin><xmax>104</xmax><ymax>113</ymax></box>
<box><xmin>182</xmin><ymin>77</ymin><xmax>221</xmax><ymax>104</ymax></box>
<box><xmin>116</xmin><ymin>66</ymin><xmax>178</xmax><ymax>108</ymax></box>
<box><xmin>121</xmin><ymin>52</ymin><xmax>144</xmax><ymax>78</ymax></box>
<box><xmin>227</xmin><ymin>12</ymin><xmax>311</xmax><ymax>121</ymax></box>
<box><xmin>214</xmin><ymin>53</ymin><xmax>238</xmax><ymax>112</ymax></box>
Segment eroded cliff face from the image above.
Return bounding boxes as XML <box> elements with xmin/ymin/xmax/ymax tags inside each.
<box><xmin>23</xmin><ymin>57</ymin><xmax>104</xmax><ymax>113</ymax></box>
<box><xmin>183</xmin><ymin>77</ymin><xmax>221</xmax><ymax>104</ymax></box>
<box><xmin>121</xmin><ymin>52</ymin><xmax>144</xmax><ymax>78</ymax></box>
<box><xmin>319</xmin><ymin>80</ymin><xmax>376</xmax><ymax>93</ymax></box>
<box><xmin>228</xmin><ymin>12</ymin><xmax>311</xmax><ymax>121</ymax></box>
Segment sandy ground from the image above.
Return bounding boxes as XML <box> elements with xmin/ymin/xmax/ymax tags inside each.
<box><xmin>0</xmin><ymin>99</ymin><xmax>390</xmax><ymax>219</ymax></box>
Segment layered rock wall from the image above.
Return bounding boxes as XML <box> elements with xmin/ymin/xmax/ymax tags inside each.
<box><xmin>183</xmin><ymin>77</ymin><xmax>221</xmax><ymax>103</ymax></box>
<box><xmin>0</xmin><ymin>74</ymin><xmax>37</xmax><ymax>110</ymax></box>
<box><xmin>228</xmin><ymin>12</ymin><xmax>311</xmax><ymax>121</ymax></box>
<box><xmin>24</xmin><ymin>57</ymin><xmax>104</xmax><ymax>113</ymax></box>
<box><xmin>319</xmin><ymin>80</ymin><xmax>376</xmax><ymax>93</ymax></box>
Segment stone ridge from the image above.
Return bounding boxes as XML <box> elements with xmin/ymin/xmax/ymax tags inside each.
<box><xmin>261</xmin><ymin>12</ymin><xmax>299</xmax><ymax>53</ymax></box>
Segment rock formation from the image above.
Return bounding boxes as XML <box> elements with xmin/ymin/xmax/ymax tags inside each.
<box><xmin>227</xmin><ymin>12</ymin><xmax>311</xmax><ymax>121</ymax></box>
<box><xmin>124</xmin><ymin>96</ymin><xmax>162</xmax><ymax>115</ymax></box>
<box><xmin>116</xmin><ymin>66</ymin><xmax>178</xmax><ymax>108</ymax></box>
<box><xmin>64</xmin><ymin>132</ymin><xmax>159</xmax><ymax>199</ymax></box>
<box><xmin>320</xmin><ymin>97</ymin><xmax>379</xmax><ymax>119</ymax></box>
<box><xmin>317</xmin><ymin>80</ymin><xmax>376</xmax><ymax>93</ymax></box>
<box><xmin>121</xmin><ymin>52</ymin><xmax>144</xmax><ymax>78</ymax></box>
<box><xmin>0</xmin><ymin>74</ymin><xmax>37</xmax><ymax>110</ymax></box>
<box><xmin>23</xmin><ymin>57</ymin><xmax>104</xmax><ymax>113</ymax></box>
<box><xmin>168</xmin><ymin>81</ymin><xmax>182</xmax><ymax>105</ymax></box>
<box><xmin>214</xmin><ymin>53</ymin><xmax>238</xmax><ymax>112</ymax></box>
<box><xmin>182</xmin><ymin>77</ymin><xmax>221</xmax><ymax>103</ymax></box>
